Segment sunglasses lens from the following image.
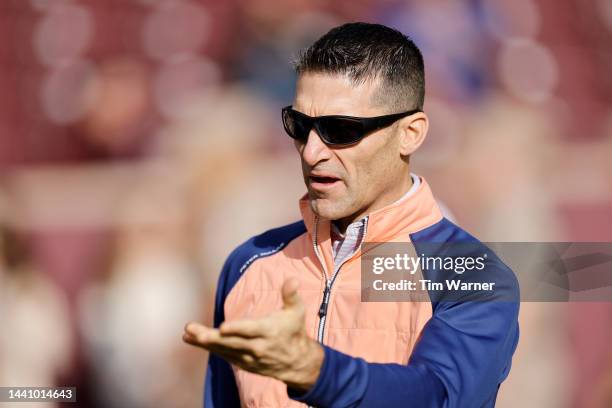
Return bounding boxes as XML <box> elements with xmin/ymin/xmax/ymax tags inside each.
<box><xmin>318</xmin><ymin>117</ymin><xmax>364</xmax><ymax>145</ymax></box>
<box><xmin>282</xmin><ymin>109</ymin><xmax>311</xmax><ymax>141</ymax></box>
<box><xmin>282</xmin><ymin>108</ymin><xmax>367</xmax><ymax>145</ymax></box>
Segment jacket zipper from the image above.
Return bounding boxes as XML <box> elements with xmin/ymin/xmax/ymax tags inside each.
<box><xmin>307</xmin><ymin>217</ymin><xmax>366</xmax><ymax>408</ymax></box>
<box><xmin>312</xmin><ymin>216</ymin><xmax>368</xmax><ymax>343</ymax></box>
<box><xmin>312</xmin><ymin>217</ymin><xmax>331</xmax><ymax>343</ymax></box>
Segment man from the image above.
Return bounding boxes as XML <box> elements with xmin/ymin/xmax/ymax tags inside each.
<box><xmin>183</xmin><ymin>22</ymin><xmax>520</xmax><ymax>407</ymax></box>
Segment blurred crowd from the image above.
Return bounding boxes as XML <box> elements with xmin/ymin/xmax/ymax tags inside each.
<box><xmin>0</xmin><ymin>0</ymin><xmax>611</xmax><ymax>407</ymax></box>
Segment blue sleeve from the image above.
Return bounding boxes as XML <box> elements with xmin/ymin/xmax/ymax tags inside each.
<box><xmin>204</xmin><ymin>251</ymin><xmax>241</xmax><ymax>408</ymax></box>
<box><xmin>288</xmin><ymin>218</ymin><xmax>520</xmax><ymax>407</ymax></box>
<box><xmin>288</xmin><ymin>298</ymin><xmax>518</xmax><ymax>407</ymax></box>
<box><xmin>287</xmin><ymin>344</ymin><xmax>446</xmax><ymax>407</ymax></box>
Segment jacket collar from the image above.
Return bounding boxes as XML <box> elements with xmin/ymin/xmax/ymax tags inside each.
<box><xmin>299</xmin><ymin>176</ymin><xmax>443</xmax><ymax>275</ymax></box>
<box><xmin>299</xmin><ymin>175</ymin><xmax>443</xmax><ymax>247</ymax></box>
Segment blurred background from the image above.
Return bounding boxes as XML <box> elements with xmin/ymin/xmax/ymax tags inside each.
<box><xmin>0</xmin><ymin>0</ymin><xmax>611</xmax><ymax>407</ymax></box>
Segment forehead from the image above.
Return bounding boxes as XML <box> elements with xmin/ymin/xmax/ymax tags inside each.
<box><xmin>293</xmin><ymin>72</ymin><xmax>383</xmax><ymax>117</ymax></box>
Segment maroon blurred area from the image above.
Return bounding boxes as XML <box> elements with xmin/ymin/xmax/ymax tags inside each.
<box><xmin>0</xmin><ymin>1</ymin><xmax>611</xmax><ymax>407</ymax></box>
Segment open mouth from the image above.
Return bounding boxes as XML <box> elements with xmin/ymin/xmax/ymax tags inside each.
<box><xmin>308</xmin><ymin>175</ymin><xmax>341</xmax><ymax>189</ymax></box>
<box><xmin>310</xmin><ymin>176</ymin><xmax>338</xmax><ymax>183</ymax></box>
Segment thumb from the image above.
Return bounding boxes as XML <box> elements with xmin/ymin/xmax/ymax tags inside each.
<box><xmin>281</xmin><ymin>278</ymin><xmax>302</xmax><ymax>310</ymax></box>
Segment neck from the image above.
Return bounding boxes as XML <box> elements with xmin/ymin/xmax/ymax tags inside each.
<box><xmin>335</xmin><ymin>172</ymin><xmax>414</xmax><ymax>233</ymax></box>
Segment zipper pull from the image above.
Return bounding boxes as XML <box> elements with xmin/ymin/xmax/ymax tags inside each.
<box><xmin>318</xmin><ymin>284</ymin><xmax>331</xmax><ymax>318</ymax></box>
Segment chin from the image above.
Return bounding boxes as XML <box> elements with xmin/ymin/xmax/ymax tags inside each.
<box><xmin>309</xmin><ymin>197</ymin><xmax>354</xmax><ymax>221</ymax></box>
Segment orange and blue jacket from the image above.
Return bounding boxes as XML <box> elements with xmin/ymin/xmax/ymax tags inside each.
<box><xmin>204</xmin><ymin>177</ymin><xmax>520</xmax><ymax>407</ymax></box>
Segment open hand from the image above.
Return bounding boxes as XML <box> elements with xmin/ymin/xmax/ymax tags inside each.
<box><xmin>183</xmin><ymin>278</ymin><xmax>324</xmax><ymax>392</ymax></box>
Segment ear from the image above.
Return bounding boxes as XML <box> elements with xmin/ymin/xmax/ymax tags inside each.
<box><xmin>397</xmin><ymin>112</ymin><xmax>428</xmax><ymax>156</ymax></box>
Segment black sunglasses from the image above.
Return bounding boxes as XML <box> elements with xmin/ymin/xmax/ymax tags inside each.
<box><xmin>281</xmin><ymin>105</ymin><xmax>421</xmax><ymax>146</ymax></box>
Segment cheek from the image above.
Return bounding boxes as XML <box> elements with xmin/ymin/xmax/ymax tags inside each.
<box><xmin>294</xmin><ymin>140</ymin><xmax>304</xmax><ymax>154</ymax></box>
<box><xmin>345</xmin><ymin>135</ymin><xmax>398</xmax><ymax>193</ymax></box>
<box><xmin>340</xmin><ymin>150</ymin><xmax>377</xmax><ymax>196</ymax></box>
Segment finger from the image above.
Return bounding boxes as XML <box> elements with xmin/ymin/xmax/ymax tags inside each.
<box><xmin>184</xmin><ymin>324</ymin><xmax>258</xmax><ymax>354</ymax></box>
<box><xmin>183</xmin><ymin>329</ymin><xmax>212</xmax><ymax>346</ymax></box>
<box><xmin>281</xmin><ymin>278</ymin><xmax>302</xmax><ymax>310</ymax></box>
<box><xmin>184</xmin><ymin>333</ymin><xmax>250</xmax><ymax>352</ymax></box>
<box><xmin>183</xmin><ymin>334</ymin><xmax>253</xmax><ymax>363</ymax></box>
<box><xmin>219</xmin><ymin>319</ymin><xmax>268</xmax><ymax>338</ymax></box>
<box><xmin>208</xmin><ymin>346</ymin><xmax>260</xmax><ymax>371</ymax></box>
<box><xmin>184</xmin><ymin>322</ymin><xmax>219</xmax><ymax>345</ymax></box>
<box><xmin>184</xmin><ymin>321</ymin><xmax>264</xmax><ymax>355</ymax></box>
<box><xmin>184</xmin><ymin>321</ymin><xmax>214</xmax><ymax>338</ymax></box>
<box><xmin>205</xmin><ymin>334</ymin><xmax>255</xmax><ymax>351</ymax></box>
<box><xmin>183</xmin><ymin>332</ymin><xmax>204</xmax><ymax>347</ymax></box>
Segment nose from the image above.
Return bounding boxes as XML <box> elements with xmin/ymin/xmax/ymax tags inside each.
<box><xmin>299</xmin><ymin>128</ymin><xmax>333</xmax><ymax>167</ymax></box>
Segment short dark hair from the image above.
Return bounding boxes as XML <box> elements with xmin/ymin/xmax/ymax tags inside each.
<box><xmin>294</xmin><ymin>22</ymin><xmax>425</xmax><ymax>111</ymax></box>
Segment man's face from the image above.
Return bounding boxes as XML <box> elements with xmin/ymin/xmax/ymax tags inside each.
<box><xmin>293</xmin><ymin>72</ymin><xmax>409</xmax><ymax>224</ymax></box>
